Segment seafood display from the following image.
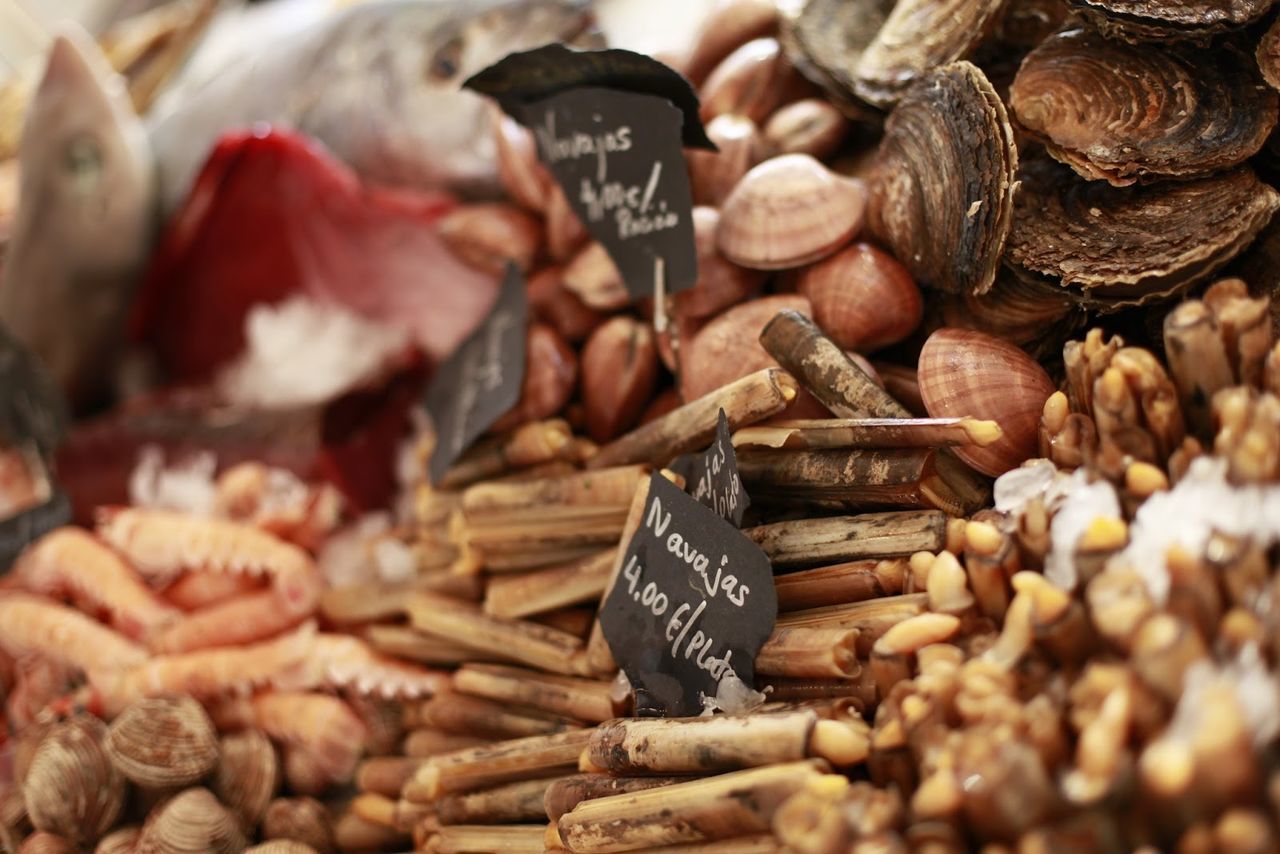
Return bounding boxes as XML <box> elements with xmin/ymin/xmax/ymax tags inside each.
<box><xmin>5</xmin><ymin>0</ymin><xmax>1280</xmax><ymax>851</ymax></box>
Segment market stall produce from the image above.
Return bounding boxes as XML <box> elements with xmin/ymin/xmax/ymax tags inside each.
<box><xmin>3</xmin><ymin>0</ymin><xmax>1280</xmax><ymax>851</ymax></box>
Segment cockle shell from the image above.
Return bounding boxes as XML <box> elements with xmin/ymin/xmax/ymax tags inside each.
<box><xmin>918</xmin><ymin>328</ymin><xmax>1056</xmax><ymax>477</ymax></box>
<box><xmin>262</xmin><ymin>798</ymin><xmax>335</xmax><ymax>854</ymax></box>
<box><xmin>438</xmin><ymin>203</ymin><xmax>544</xmax><ymax>274</ymax></box>
<box><xmin>17</xmin><ymin>832</ymin><xmax>75</xmax><ymax>854</ymax></box>
<box><xmin>211</xmin><ymin>729</ymin><xmax>279</xmax><ymax>832</ymax></box>
<box><xmin>135</xmin><ymin>788</ymin><xmax>246</xmax><ymax>854</ymax></box>
<box><xmin>490</xmin><ymin>323</ymin><xmax>578</xmax><ymax>433</ymax></box>
<box><xmin>94</xmin><ymin>826</ymin><xmax>141</xmax><ymax>854</ymax></box>
<box><xmin>795</xmin><ymin>242</ymin><xmax>922</xmax><ymax>352</ymax></box>
<box><xmin>282</xmin><ymin>746</ymin><xmax>332</xmax><ymax>797</ymax></box>
<box><xmin>244</xmin><ymin>843</ymin><xmax>320</xmax><ymax>854</ymax></box>
<box><xmin>526</xmin><ymin>266</ymin><xmax>605</xmax><ymax>343</ymax></box>
<box><xmin>492</xmin><ymin>111</ymin><xmax>553</xmax><ymax>213</ymax></box>
<box><xmin>681</xmin><ymin>295</ymin><xmax>812</xmax><ymax>402</ymax></box>
<box><xmin>687</xmin><ymin>114</ymin><xmax>766</xmax><ymax>207</ymax></box>
<box><xmin>23</xmin><ymin>714</ymin><xmax>125</xmax><ymax>847</ymax></box>
<box><xmin>105</xmin><ymin>695</ymin><xmax>220</xmax><ymax>789</ymax></box>
<box><xmin>581</xmin><ymin>316</ymin><xmax>659</xmax><ymax>443</ymax></box>
<box><xmin>699</xmin><ymin>38</ymin><xmax>808</xmax><ymax>124</ymax></box>
<box><xmin>684</xmin><ymin>0</ymin><xmax>779</xmax><ymax>85</ymax></box>
<box><xmin>674</xmin><ymin>208</ymin><xmax>765</xmax><ymax>323</ymax></box>
<box><xmin>563</xmin><ymin>242</ymin><xmax>630</xmax><ymax>311</ymax></box>
<box><xmin>718</xmin><ymin>154</ymin><xmax>866</xmax><ymax>271</ymax></box>
<box><xmin>763</xmin><ymin>98</ymin><xmax>848</xmax><ymax>160</ymax></box>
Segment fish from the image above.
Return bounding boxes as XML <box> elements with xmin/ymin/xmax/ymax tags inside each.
<box><xmin>0</xmin><ymin>29</ymin><xmax>157</xmax><ymax>411</ymax></box>
<box><xmin>147</xmin><ymin>0</ymin><xmax>597</xmax><ymax>215</ymax></box>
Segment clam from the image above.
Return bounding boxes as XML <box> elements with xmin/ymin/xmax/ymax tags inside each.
<box><xmin>673</xmin><ymin>207</ymin><xmax>765</xmax><ymax>321</ymax></box>
<box><xmin>94</xmin><ymin>827</ymin><xmax>141</xmax><ymax>854</ymax></box>
<box><xmin>1005</xmin><ymin>159</ymin><xmax>1280</xmax><ymax>309</ymax></box>
<box><xmin>526</xmin><ymin>266</ymin><xmax>606</xmax><ymax>343</ymax></box>
<box><xmin>211</xmin><ymin>729</ymin><xmax>279</xmax><ymax>832</ymax></box>
<box><xmin>763</xmin><ymin>98</ymin><xmax>848</xmax><ymax>160</ymax></box>
<box><xmin>23</xmin><ymin>714</ymin><xmax>125</xmax><ymax>846</ymax></box>
<box><xmin>681</xmin><ymin>295</ymin><xmax>811</xmax><ymax>402</ymax></box>
<box><xmin>281</xmin><ymin>746</ymin><xmax>331</xmax><ymax>797</ymax></box>
<box><xmin>17</xmin><ymin>833</ymin><xmax>75</xmax><ymax>854</ymax></box>
<box><xmin>1068</xmin><ymin>0</ymin><xmax>1274</xmax><ymax>42</ymax></box>
<box><xmin>687</xmin><ymin>114</ymin><xmax>767</xmax><ymax>207</ymax></box>
<box><xmin>699</xmin><ymin>38</ymin><xmax>809</xmax><ymax>124</ymax></box>
<box><xmin>1010</xmin><ymin>30</ymin><xmax>1277</xmax><ymax>185</ymax></box>
<box><xmin>581</xmin><ymin>316</ymin><xmax>659</xmax><ymax>443</ymax></box>
<box><xmin>544</xmin><ymin>183</ymin><xmax>589</xmax><ymax>263</ymax></box>
<box><xmin>918</xmin><ymin>328</ymin><xmax>1056</xmax><ymax>477</ymax></box>
<box><xmin>684</xmin><ymin>0</ymin><xmax>779</xmax><ymax>85</ymax></box>
<box><xmin>245</xmin><ymin>843</ymin><xmax>320</xmax><ymax>854</ymax></box>
<box><xmin>262</xmin><ymin>798</ymin><xmax>335</xmax><ymax>854</ymax></box>
<box><xmin>492</xmin><ymin>111</ymin><xmax>553</xmax><ymax>214</ymax></box>
<box><xmin>105</xmin><ymin>695</ymin><xmax>220</xmax><ymax>789</ymax></box>
<box><xmin>490</xmin><ymin>323</ymin><xmax>579</xmax><ymax>433</ymax></box>
<box><xmin>795</xmin><ymin>242</ymin><xmax>922</xmax><ymax>352</ymax></box>
<box><xmin>718</xmin><ymin>154</ymin><xmax>867</xmax><ymax>271</ymax></box>
<box><xmin>135</xmin><ymin>788</ymin><xmax>246</xmax><ymax>854</ymax></box>
<box><xmin>563</xmin><ymin>242</ymin><xmax>630</xmax><ymax>311</ymax></box>
<box><xmin>867</xmin><ymin>61</ymin><xmax>1016</xmax><ymax>297</ymax></box>
<box><xmin>437</xmin><ymin>203</ymin><xmax>544</xmax><ymax>274</ymax></box>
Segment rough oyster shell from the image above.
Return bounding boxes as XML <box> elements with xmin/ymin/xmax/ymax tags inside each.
<box><xmin>1068</xmin><ymin>0</ymin><xmax>1276</xmax><ymax>42</ymax></box>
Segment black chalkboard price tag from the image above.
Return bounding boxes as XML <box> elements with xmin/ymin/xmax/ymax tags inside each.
<box><xmin>0</xmin><ymin>322</ymin><xmax>72</xmax><ymax>573</ymax></box>
<box><xmin>670</xmin><ymin>409</ymin><xmax>749</xmax><ymax>528</ymax></box>
<box><xmin>523</xmin><ymin>87</ymin><xmax>698</xmax><ymax>300</ymax></box>
<box><xmin>423</xmin><ymin>264</ymin><xmax>527</xmax><ymax>484</ymax></box>
<box><xmin>600</xmin><ymin>472</ymin><xmax>776</xmax><ymax>716</ymax></box>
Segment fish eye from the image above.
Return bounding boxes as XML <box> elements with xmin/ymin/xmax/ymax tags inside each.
<box><xmin>64</xmin><ymin>135</ymin><xmax>103</xmax><ymax>188</ymax></box>
<box><xmin>428</xmin><ymin>36</ymin><xmax>465</xmax><ymax>81</ymax></box>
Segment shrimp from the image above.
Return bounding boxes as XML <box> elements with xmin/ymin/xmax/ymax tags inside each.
<box><xmin>15</xmin><ymin>527</ymin><xmax>180</xmax><ymax>639</ymax></box>
<box><xmin>93</xmin><ymin>621</ymin><xmax>317</xmax><ymax>715</ymax></box>
<box><xmin>214</xmin><ymin>462</ymin><xmax>344</xmax><ymax>551</ymax></box>
<box><xmin>0</xmin><ymin>593</ymin><xmax>147</xmax><ymax>682</ymax></box>
<box><xmin>162</xmin><ymin>571</ymin><xmax>264</xmax><ymax>611</ymax></box>
<box><xmin>96</xmin><ymin>508</ymin><xmax>323</xmax><ymax>652</ymax></box>
<box><xmin>307</xmin><ymin>634</ymin><xmax>448</xmax><ymax>699</ymax></box>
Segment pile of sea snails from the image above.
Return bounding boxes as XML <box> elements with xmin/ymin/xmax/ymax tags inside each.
<box><xmin>11</xmin><ymin>0</ymin><xmax>1280</xmax><ymax>850</ymax></box>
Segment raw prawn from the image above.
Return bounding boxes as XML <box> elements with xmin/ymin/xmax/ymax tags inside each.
<box><xmin>213</xmin><ymin>461</ymin><xmax>343</xmax><ymax>551</ymax></box>
<box><xmin>0</xmin><ymin>593</ymin><xmax>147</xmax><ymax>682</ymax></box>
<box><xmin>89</xmin><ymin>620</ymin><xmax>317</xmax><ymax>716</ymax></box>
<box><xmin>305</xmin><ymin>633</ymin><xmax>447</xmax><ymax>699</ymax></box>
<box><xmin>162</xmin><ymin>570</ymin><xmax>263</xmax><ymax>611</ymax></box>
<box><xmin>15</xmin><ymin>527</ymin><xmax>180</xmax><ymax>639</ymax></box>
<box><xmin>96</xmin><ymin>507</ymin><xmax>322</xmax><ymax>652</ymax></box>
<box><xmin>211</xmin><ymin>690</ymin><xmax>367</xmax><ymax>787</ymax></box>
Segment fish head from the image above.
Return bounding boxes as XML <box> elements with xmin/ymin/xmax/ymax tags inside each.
<box><xmin>14</xmin><ymin>27</ymin><xmax>155</xmax><ymax>272</ymax></box>
<box><xmin>319</xmin><ymin>0</ymin><xmax>601</xmax><ymax>197</ymax></box>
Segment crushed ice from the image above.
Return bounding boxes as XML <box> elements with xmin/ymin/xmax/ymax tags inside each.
<box><xmin>128</xmin><ymin>445</ymin><xmax>217</xmax><ymax>514</ymax></box>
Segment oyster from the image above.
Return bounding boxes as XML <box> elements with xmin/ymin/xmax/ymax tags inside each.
<box><xmin>778</xmin><ymin>0</ymin><xmax>892</xmax><ymax>117</ymax></box>
<box><xmin>1068</xmin><ymin>0</ymin><xmax>1276</xmax><ymax>42</ymax></box>
<box><xmin>1011</xmin><ymin>30</ymin><xmax>1278</xmax><ymax>185</ymax></box>
<box><xmin>105</xmin><ymin>695</ymin><xmax>220</xmax><ymax>789</ymax></box>
<box><xmin>1260</xmin><ymin>15</ymin><xmax>1280</xmax><ymax>93</ymax></box>
<box><xmin>867</xmin><ymin>61</ymin><xmax>1017</xmax><ymax>296</ymax></box>
<box><xmin>1006</xmin><ymin>159</ymin><xmax>1280</xmax><ymax>309</ymax></box>
<box><xmin>933</xmin><ymin>268</ymin><xmax>1084</xmax><ymax>360</ymax></box>
<box><xmin>22</xmin><ymin>715</ymin><xmax>125</xmax><ymax>847</ymax></box>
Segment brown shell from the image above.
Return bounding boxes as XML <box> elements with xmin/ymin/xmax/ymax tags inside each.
<box><xmin>932</xmin><ymin>268</ymin><xmax>1083</xmax><ymax>360</ymax></box>
<box><xmin>281</xmin><ymin>746</ymin><xmax>331</xmax><ymax>797</ymax></box>
<box><xmin>1261</xmin><ymin>16</ymin><xmax>1280</xmax><ymax>92</ymax></box>
<box><xmin>136</xmin><ymin>788</ymin><xmax>246</xmax><ymax>854</ymax></box>
<box><xmin>244</xmin><ymin>843</ymin><xmax>320</xmax><ymax>854</ymax></box>
<box><xmin>211</xmin><ymin>729</ymin><xmax>279</xmax><ymax>832</ymax></box>
<box><xmin>1068</xmin><ymin>0</ymin><xmax>1276</xmax><ymax>42</ymax></box>
<box><xmin>687</xmin><ymin>114</ymin><xmax>767</xmax><ymax>207</ymax></box>
<box><xmin>763</xmin><ymin>98</ymin><xmax>849</xmax><ymax>160</ymax></box>
<box><xmin>674</xmin><ymin>207</ymin><xmax>766</xmax><ymax>321</ymax></box>
<box><xmin>1005</xmin><ymin>159</ymin><xmax>1280</xmax><ymax>309</ymax></box>
<box><xmin>718</xmin><ymin>154</ymin><xmax>867</xmax><ymax>271</ymax></box>
<box><xmin>23</xmin><ymin>714</ymin><xmax>126</xmax><ymax>847</ymax></box>
<box><xmin>699</xmin><ymin>38</ymin><xmax>809</xmax><ymax>124</ymax></box>
<box><xmin>526</xmin><ymin>266</ymin><xmax>605</xmax><ymax>343</ymax></box>
<box><xmin>684</xmin><ymin>0</ymin><xmax>780</xmax><ymax>85</ymax></box>
<box><xmin>17</xmin><ymin>833</ymin><xmax>75</xmax><ymax>854</ymax></box>
<box><xmin>493</xmin><ymin>111</ymin><xmax>553</xmax><ymax>213</ymax></box>
<box><xmin>563</xmin><ymin>242</ymin><xmax>630</xmax><ymax>311</ymax></box>
<box><xmin>490</xmin><ymin>323</ymin><xmax>579</xmax><ymax>433</ymax></box>
<box><xmin>918</xmin><ymin>328</ymin><xmax>1056</xmax><ymax>477</ymax></box>
<box><xmin>105</xmin><ymin>695</ymin><xmax>220</xmax><ymax>789</ymax></box>
<box><xmin>438</xmin><ymin>203</ymin><xmax>544</xmax><ymax>274</ymax></box>
<box><xmin>94</xmin><ymin>826</ymin><xmax>141</xmax><ymax>854</ymax></box>
<box><xmin>867</xmin><ymin>61</ymin><xmax>1017</xmax><ymax>296</ymax></box>
<box><xmin>1010</xmin><ymin>30</ymin><xmax>1278</xmax><ymax>185</ymax></box>
<box><xmin>680</xmin><ymin>296</ymin><xmax>827</xmax><ymax>418</ymax></box>
<box><xmin>853</xmin><ymin>0</ymin><xmax>1007</xmax><ymax>108</ymax></box>
<box><xmin>581</xmin><ymin>316</ymin><xmax>659</xmax><ymax>443</ymax></box>
<box><xmin>795</xmin><ymin>242</ymin><xmax>922</xmax><ymax>353</ymax></box>
<box><xmin>778</xmin><ymin>0</ymin><xmax>894</xmax><ymax>116</ymax></box>
<box><xmin>262</xmin><ymin>798</ymin><xmax>335</xmax><ymax>854</ymax></box>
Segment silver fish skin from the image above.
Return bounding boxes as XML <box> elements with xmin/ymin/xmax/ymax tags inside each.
<box><xmin>147</xmin><ymin>0</ymin><xmax>595</xmax><ymax>215</ymax></box>
<box><xmin>0</xmin><ymin>28</ymin><xmax>156</xmax><ymax>409</ymax></box>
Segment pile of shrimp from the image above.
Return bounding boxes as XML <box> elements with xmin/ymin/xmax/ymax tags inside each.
<box><xmin>0</xmin><ymin>460</ymin><xmax>446</xmax><ymax>795</ymax></box>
